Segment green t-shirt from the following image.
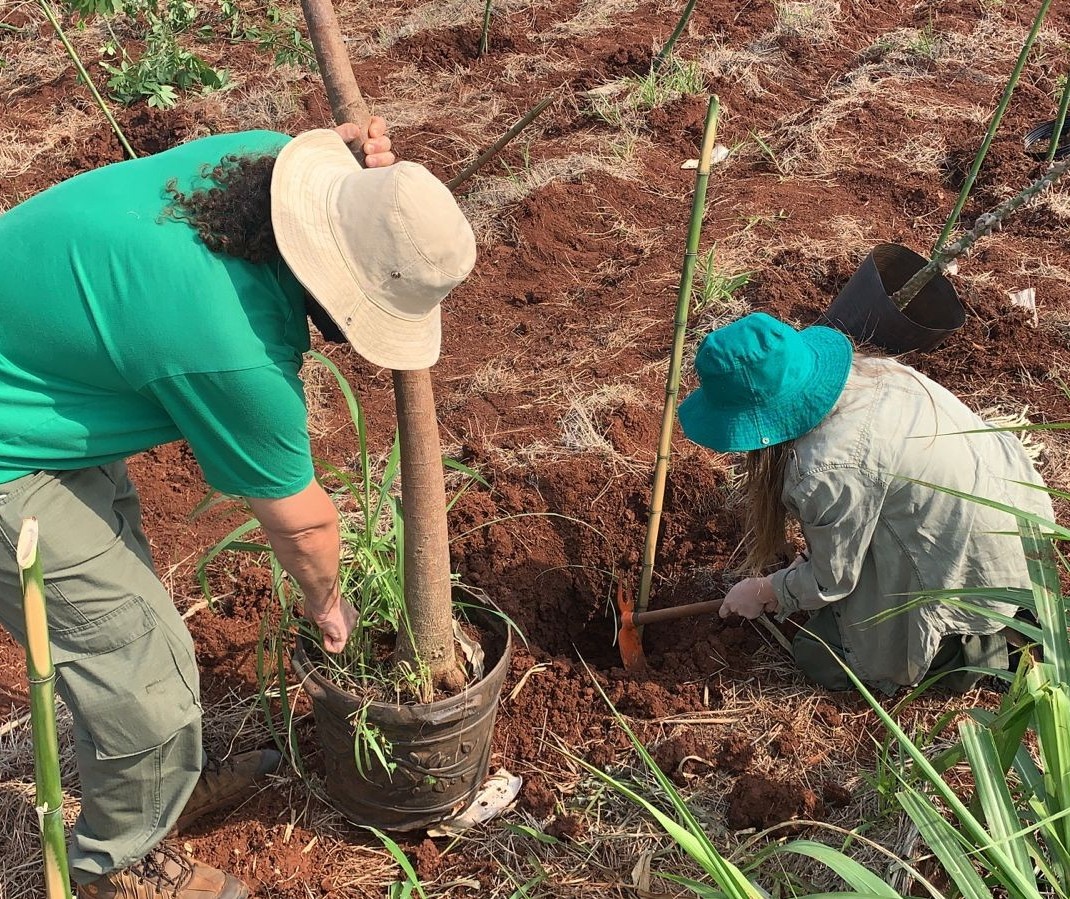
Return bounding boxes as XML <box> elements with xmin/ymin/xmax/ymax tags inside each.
<box><xmin>0</xmin><ymin>130</ymin><xmax>315</xmax><ymax>498</ymax></box>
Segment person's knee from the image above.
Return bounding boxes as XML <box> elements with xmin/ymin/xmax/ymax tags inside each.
<box><xmin>792</xmin><ymin>632</ymin><xmax>854</xmax><ymax>691</ymax></box>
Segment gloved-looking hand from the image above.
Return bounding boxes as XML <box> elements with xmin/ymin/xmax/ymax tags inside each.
<box><xmin>719</xmin><ymin>576</ymin><xmax>778</xmax><ymax>619</ymax></box>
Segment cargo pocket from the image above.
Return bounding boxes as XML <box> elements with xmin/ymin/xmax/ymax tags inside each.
<box><xmin>51</xmin><ymin>595</ymin><xmax>201</xmax><ymax>760</ymax></box>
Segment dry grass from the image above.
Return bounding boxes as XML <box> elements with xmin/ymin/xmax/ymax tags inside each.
<box><xmin>769</xmin><ymin>0</ymin><xmax>842</xmax><ymax>45</ymax></box>
<box><xmin>546</xmin><ymin>0</ymin><xmax>642</xmax><ymax>40</ymax></box>
<box><xmin>699</xmin><ymin>39</ymin><xmax>777</xmax><ymax>99</ymax></box>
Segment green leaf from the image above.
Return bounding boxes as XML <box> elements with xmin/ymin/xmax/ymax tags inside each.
<box><xmin>897</xmin><ymin>791</ymin><xmax>994</xmax><ymax>899</ymax></box>
<box><xmin>363</xmin><ymin>827</ymin><xmax>427</xmax><ymax>899</ymax></box>
<box><xmin>960</xmin><ymin>723</ymin><xmax>1038</xmax><ymax>889</ymax></box>
<box><xmin>776</xmin><ymin>841</ymin><xmax>901</xmax><ymax>896</ymax></box>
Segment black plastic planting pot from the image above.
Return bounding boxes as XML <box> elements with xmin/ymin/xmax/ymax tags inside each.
<box><xmin>818</xmin><ymin>243</ymin><xmax>966</xmax><ymax>353</ymax></box>
<box><xmin>292</xmin><ymin>607</ymin><xmax>512</xmax><ymax>831</ymax></box>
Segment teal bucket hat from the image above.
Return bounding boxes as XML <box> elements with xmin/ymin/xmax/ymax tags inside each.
<box><xmin>678</xmin><ymin>313</ymin><xmax>853</xmax><ymax>452</ymax></box>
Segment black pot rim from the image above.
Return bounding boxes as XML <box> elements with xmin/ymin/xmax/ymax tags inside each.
<box><xmin>291</xmin><ymin>603</ymin><xmax>513</xmax><ymax>715</ymax></box>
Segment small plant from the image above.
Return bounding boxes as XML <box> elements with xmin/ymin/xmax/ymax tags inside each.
<box><xmin>587</xmin><ymin>57</ymin><xmax>705</xmax><ymax>127</ymax></box>
<box><xmin>200</xmin><ymin>352</ymin><xmax>485</xmax><ymax>703</ymax></box>
<box><xmin>216</xmin><ymin>0</ymin><xmax>315</xmax><ymax>68</ymax></box>
<box><xmin>65</xmin><ymin>0</ymin><xmax>227</xmax><ymax>108</ymax></box>
<box><xmin>692</xmin><ymin>247</ymin><xmax>752</xmax><ymax>321</ymax></box>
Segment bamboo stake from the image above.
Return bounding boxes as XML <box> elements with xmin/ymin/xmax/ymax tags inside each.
<box><xmin>1048</xmin><ymin>74</ymin><xmax>1070</xmax><ymax>164</ymax></box>
<box><xmin>894</xmin><ymin>154</ymin><xmax>1070</xmax><ymax>309</ymax></box>
<box><xmin>297</xmin><ymin>0</ymin><xmax>464</xmax><ymax>696</ymax></box>
<box><xmin>479</xmin><ymin>0</ymin><xmax>493</xmax><ymax>56</ymax></box>
<box><xmin>447</xmin><ymin>95</ymin><xmax>554</xmax><ymax>191</ymax></box>
<box><xmin>636</xmin><ymin>96</ymin><xmax>720</xmax><ymax>619</ymax></box>
<box><xmin>651</xmin><ymin>0</ymin><xmax>698</xmax><ymax>74</ymax></box>
<box><xmin>932</xmin><ymin>0</ymin><xmax>1052</xmax><ymax>255</ymax></box>
<box><xmin>17</xmin><ymin>519</ymin><xmax>73</xmax><ymax>899</ymax></box>
<box><xmin>37</xmin><ymin>0</ymin><xmax>136</xmax><ymax>160</ymax></box>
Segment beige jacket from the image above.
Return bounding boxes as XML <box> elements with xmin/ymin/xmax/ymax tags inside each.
<box><xmin>770</xmin><ymin>357</ymin><xmax>1052</xmax><ymax>692</ymax></box>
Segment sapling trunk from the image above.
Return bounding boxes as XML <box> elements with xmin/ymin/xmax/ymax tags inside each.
<box><xmin>932</xmin><ymin>0</ymin><xmax>1052</xmax><ymax>255</ymax></box>
<box><xmin>298</xmin><ymin>0</ymin><xmax>463</xmax><ymax>698</ymax></box>
<box><xmin>636</xmin><ymin>95</ymin><xmax>720</xmax><ymax>618</ymax></box>
<box><xmin>894</xmin><ymin>154</ymin><xmax>1070</xmax><ymax>309</ymax></box>
<box><xmin>17</xmin><ymin>518</ymin><xmax>73</xmax><ymax>899</ymax></box>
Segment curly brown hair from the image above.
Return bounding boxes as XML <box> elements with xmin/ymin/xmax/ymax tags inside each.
<box><xmin>165</xmin><ymin>153</ymin><xmax>278</xmax><ymax>263</ymax></box>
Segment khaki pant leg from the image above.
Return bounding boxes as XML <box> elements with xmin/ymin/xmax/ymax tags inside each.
<box><xmin>0</xmin><ymin>466</ymin><xmax>203</xmax><ymax>882</ymax></box>
<box><xmin>791</xmin><ymin>607</ymin><xmax>856</xmax><ymax>692</ymax></box>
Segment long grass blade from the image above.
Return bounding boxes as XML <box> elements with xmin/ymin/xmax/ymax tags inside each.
<box><xmin>776</xmin><ymin>841</ymin><xmax>900</xmax><ymax>896</ymax></box>
<box><xmin>961</xmin><ymin>723</ymin><xmax>1038</xmax><ymax>889</ymax></box>
<box><xmin>897</xmin><ymin>790</ymin><xmax>994</xmax><ymax>899</ymax></box>
<box><xmin>364</xmin><ymin>826</ymin><xmax>427</xmax><ymax>899</ymax></box>
<box><xmin>1019</xmin><ymin>520</ymin><xmax>1070</xmax><ymax>684</ymax></box>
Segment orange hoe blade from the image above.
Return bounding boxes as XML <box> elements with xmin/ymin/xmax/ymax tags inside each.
<box><xmin>615</xmin><ymin>582</ymin><xmax>725</xmax><ymax>670</ymax></box>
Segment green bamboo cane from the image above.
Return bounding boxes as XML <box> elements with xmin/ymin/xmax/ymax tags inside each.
<box><xmin>931</xmin><ymin>0</ymin><xmax>1052</xmax><ymax>255</ymax></box>
<box><xmin>894</xmin><ymin>153</ymin><xmax>1070</xmax><ymax>309</ymax></box>
<box><xmin>651</xmin><ymin>0</ymin><xmax>698</xmax><ymax>74</ymax></box>
<box><xmin>479</xmin><ymin>0</ymin><xmax>492</xmax><ymax>55</ymax></box>
<box><xmin>636</xmin><ymin>95</ymin><xmax>720</xmax><ymax>619</ymax></box>
<box><xmin>17</xmin><ymin>518</ymin><xmax>73</xmax><ymax>899</ymax></box>
<box><xmin>1048</xmin><ymin>73</ymin><xmax>1070</xmax><ymax>164</ymax></box>
<box><xmin>37</xmin><ymin>0</ymin><xmax>137</xmax><ymax>160</ymax></box>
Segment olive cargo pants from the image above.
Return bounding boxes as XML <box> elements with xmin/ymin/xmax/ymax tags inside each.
<box><xmin>0</xmin><ymin>463</ymin><xmax>202</xmax><ymax>883</ymax></box>
<box><xmin>792</xmin><ymin>605</ymin><xmax>1009</xmax><ymax>694</ymax></box>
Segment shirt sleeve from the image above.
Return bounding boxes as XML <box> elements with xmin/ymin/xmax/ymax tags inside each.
<box><xmin>141</xmin><ymin>362</ymin><xmax>315</xmax><ymax>499</ymax></box>
<box><xmin>771</xmin><ymin>467</ymin><xmax>889</xmax><ymax>616</ymax></box>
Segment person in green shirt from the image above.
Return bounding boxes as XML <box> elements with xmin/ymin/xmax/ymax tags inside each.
<box><xmin>0</xmin><ymin>120</ymin><xmax>477</xmax><ymax>898</ymax></box>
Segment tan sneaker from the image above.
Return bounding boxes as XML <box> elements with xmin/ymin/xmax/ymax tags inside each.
<box><xmin>76</xmin><ymin>845</ymin><xmax>249</xmax><ymax>898</ymax></box>
<box><xmin>176</xmin><ymin>749</ymin><xmax>283</xmax><ymax>832</ymax></box>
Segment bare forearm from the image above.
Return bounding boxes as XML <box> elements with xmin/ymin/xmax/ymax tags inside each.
<box><xmin>263</xmin><ymin>520</ymin><xmax>341</xmax><ymax>611</ymax></box>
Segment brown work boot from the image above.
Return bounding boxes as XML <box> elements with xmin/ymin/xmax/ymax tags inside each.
<box><xmin>176</xmin><ymin>748</ymin><xmax>283</xmax><ymax>832</ymax></box>
<box><xmin>76</xmin><ymin>845</ymin><xmax>248</xmax><ymax>898</ymax></box>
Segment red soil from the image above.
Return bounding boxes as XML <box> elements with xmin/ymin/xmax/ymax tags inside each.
<box><xmin>2</xmin><ymin>0</ymin><xmax>1069</xmax><ymax>894</ymax></box>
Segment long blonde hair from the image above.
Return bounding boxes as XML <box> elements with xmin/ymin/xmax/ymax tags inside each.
<box><xmin>741</xmin><ymin>443</ymin><xmax>792</xmax><ymax>573</ymax></box>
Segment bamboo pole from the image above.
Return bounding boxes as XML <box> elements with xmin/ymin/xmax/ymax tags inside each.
<box><xmin>37</xmin><ymin>0</ymin><xmax>136</xmax><ymax>160</ymax></box>
<box><xmin>297</xmin><ymin>0</ymin><xmax>464</xmax><ymax>696</ymax></box>
<box><xmin>1048</xmin><ymin>74</ymin><xmax>1070</xmax><ymax>165</ymax></box>
<box><xmin>931</xmin><ymin>0</ymin><xmax>1052</xmax><ymax>255</ymax></box>
<box><xmin>479</xmin><ymin>0</ymin><xmax>493</xmax><ymax>56</ymax></box>
<box><xmin>17</xmin><ymin>518</ymin><xmax>73</xmax><ymax>899</ymax></box>
<box><xmin>894</xmin><ymin>154</ymin><xmax>1070</xmax><ymax>309</ymax></box>
<box><xmin>635</xmin><ymin>96</ymin><xmax>720</xmax><ymax>619</ymax></box>
<box><xmin>447</xmin><ymin>95</ymin><xmax>554</xmax><ymax>191</ymax></box>
<box><xmin>651</xmin><ymin>0</ymin><xmax>699</xmax><ymax>74</ymax></box>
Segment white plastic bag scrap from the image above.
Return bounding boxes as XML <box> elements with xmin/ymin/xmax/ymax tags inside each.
<box><xmin>681</xmin><ymin>145</ymin><xmax>729</xmax><ymax>169</ymax></box>
<box><xmin>1008</xmin><ymin>287</ymin><xmax>1038</xmax><ymax>327</ymax></box>
<box><xmin>426</xmin><ymin>770</ymin><xmax>522</xmax><ymax>837</ymax></box>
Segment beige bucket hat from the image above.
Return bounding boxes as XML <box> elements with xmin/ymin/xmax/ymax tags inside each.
<box><xmin>271</xmin><ymin>129</ymin><xmax>476</xmax><ymax>370</ymax></box>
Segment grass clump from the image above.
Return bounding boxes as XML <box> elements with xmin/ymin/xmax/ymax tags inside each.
<box><xmin>587</xmin><ymin>57</ymin><xmax>705</xmax><ymax>128</ymax></box>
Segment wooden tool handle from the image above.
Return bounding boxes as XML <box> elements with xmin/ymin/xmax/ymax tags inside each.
<box><xmin>631</xmin><ymin>598</ymin><xmax>723</xmax><ymax>627</ymax></box>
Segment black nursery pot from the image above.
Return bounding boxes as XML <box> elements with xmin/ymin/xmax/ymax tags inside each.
<box><xmin>818</xmin><ymin>243</ymin><xmax>966</xmax><ymax>353</ymax></box>
<box><xmin>292</xmin><ymin>606</ymin><xmax>512</xmax><ymax>831</ymax></box>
